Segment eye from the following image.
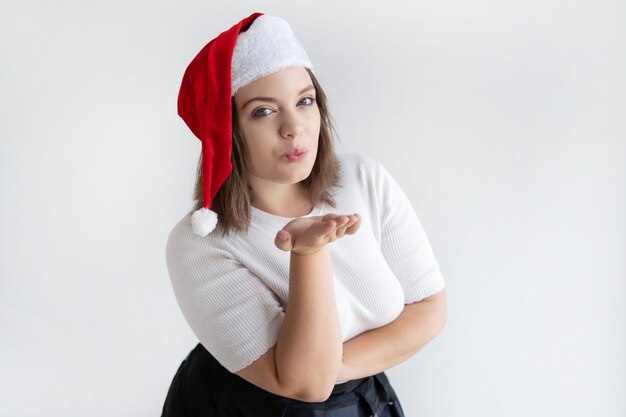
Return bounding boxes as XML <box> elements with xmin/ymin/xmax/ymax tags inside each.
<box><xmin>298</xmin><ymin>97</ymin><xmax>315</xmax><ymax>106</ymax></box>
<box><xmin>252</xmin><ymin>107</ymin><xmax>273</xmax><ymax>118</ymax></box>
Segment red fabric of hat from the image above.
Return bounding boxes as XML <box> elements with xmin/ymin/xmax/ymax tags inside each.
<box><xmin>177</xmin><ymin>12</ymin><xmax>264</xmax><ymax>236</ymax></box>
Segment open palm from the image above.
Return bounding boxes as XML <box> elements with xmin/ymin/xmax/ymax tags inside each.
<box><xmin>274</xmin><ymin>213</ymin><xmax>361</xmax><ymax>254</ymax></box>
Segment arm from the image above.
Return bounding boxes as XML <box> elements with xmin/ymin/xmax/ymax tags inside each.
<box><xmin>169</xmin><ymin>214</ymin><xmax>347</xmax><ymax>403</ymax></box>
<box><xmin>275</xmin><ymin>245</ymin><xmax>343</xmax><ymax>401</ymax></box>
<box><xmin>235</xmin><ymin>245</ymin><xmax>343</xmax><ymax>403</ymax></box>
<box><xmin>340</xmin><ymin>156</ymin><xmax>447</xmax><ymax>381</ymax></box>
<box><xmin>336</xmin><ymin>288</ymin><xmax>447</xmax><ymax>382</ymax></box>
<box><xmin>235</xmin><ymin>207</ymin><xmax>368</xmax><ymax>404</ymax></box>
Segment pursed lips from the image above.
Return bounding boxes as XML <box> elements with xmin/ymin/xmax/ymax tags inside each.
<box><xmin>282</xmin><ymin>147</ymin><xmax>308</xmax><ymax>157</ymax></box>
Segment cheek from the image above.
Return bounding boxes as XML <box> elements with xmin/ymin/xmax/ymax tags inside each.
<box><xmin>245</xmin><ymin>141</ymin><xmax>267</xmax><ymax>164</ymax></box>
<box><xmin>306</xmin><ymin>111</ymin><xmax>321</xmax><ymax>135</ymax></box>
<box><xmin>242</xmin><ymin>132</ymin><xmax>276</xmax><ymax>168</ymax></box>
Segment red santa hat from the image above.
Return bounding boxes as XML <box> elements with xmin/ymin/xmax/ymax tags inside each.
<box><xmin>177</xmin><ymin>12</ymin><xmax>314</xmax><ymax>236</ymax></box>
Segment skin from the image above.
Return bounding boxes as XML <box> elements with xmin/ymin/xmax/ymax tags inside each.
<box><xmin>233</xmin><ymin>65</ymin><xmax>362</xmax><ymax>253</ymax></box>
<box><xmin>234</xmin><ymin>65</ymin><xmax>322</xmax><ymax>219</ymax></box>
<box><xmin>231</xmin><ymin>66</ymin><xmax>447</xmax><ymax>403</ymax></box>
<box><xmin>232</xmin><ymin>66</ymin><xmax>361</xmax><ymax>402</ymax></box>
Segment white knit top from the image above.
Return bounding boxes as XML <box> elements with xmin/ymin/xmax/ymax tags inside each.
<box><xmin>165</xmin><ymin>153</ymin><xmax>446</xmax><ymax>382</ymax></box>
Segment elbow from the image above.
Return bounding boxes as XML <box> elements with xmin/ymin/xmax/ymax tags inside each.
<box><xmin>279</xmin><ymin>359</ymin><xmax>341</xmax><ymax>403</ymax></box>
<box><xmin>313</xmin><ymin>382</ymin><xmax>337</xmax><ymax>403</ymax></box>
<box><xmin>285</xmin><ymin>371</ymin><xmax>338</xmax><ymax>403</ymax></box>
<box><xmin>311</xmin><ymin>390</ymin><xmax>334</xmax><ymax>404</ymax></box>
<box><xmin>294</xmin><ymin>384</ymin><xmax>335</xmax><ymax>403</ymax></box>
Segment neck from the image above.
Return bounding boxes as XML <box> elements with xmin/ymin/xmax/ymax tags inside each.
<box><xmin>249</xmin><ymin>180</ymin><xmax>313</xmax><ymax>217</ymax></box>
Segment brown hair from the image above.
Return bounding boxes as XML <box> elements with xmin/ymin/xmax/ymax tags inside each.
<box><xmin>192</xmin><ymin>68</ymin><xmax>342</xmax><ymax>236</ymax></box>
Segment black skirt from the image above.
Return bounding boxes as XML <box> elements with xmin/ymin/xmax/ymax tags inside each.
<box><xmin>161</xmin><ymin>343</ymin><xmax>406</xmax><ymax>417</ymax></box>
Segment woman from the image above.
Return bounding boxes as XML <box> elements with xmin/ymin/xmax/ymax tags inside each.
<box><xmin>163</xmin><ymin>12</ymin><xmax>447</xmax><ymax>417</ymax></box>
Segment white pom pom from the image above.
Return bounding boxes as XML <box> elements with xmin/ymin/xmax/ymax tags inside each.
<box><xmin>191</xmin><ymin>208</ymin><xmax>218</xmax><ymax>237</ymax></box>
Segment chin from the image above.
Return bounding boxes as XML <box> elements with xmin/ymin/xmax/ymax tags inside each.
<box><xmin>283</xmin><ymin>166</ymin><xmax>314</xmax><ymax>184</ymax></box>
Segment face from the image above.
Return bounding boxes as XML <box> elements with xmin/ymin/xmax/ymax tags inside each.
<box><xmin>233</xmin><ymin>66</ymin><xmax>321</xmax><ymax>188</ymax></box>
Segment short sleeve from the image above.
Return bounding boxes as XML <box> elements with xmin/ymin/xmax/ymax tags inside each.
<box><xmin>165</xmin><ymin>222</ymin><xmax>285</xmax><ymax>373</ymax></box>
<box><xmin>368</xmin><ymin>156</ymin><xmax>446</xmax><ymax>303</ymax></box>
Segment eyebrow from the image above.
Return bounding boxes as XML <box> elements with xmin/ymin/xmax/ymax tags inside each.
<box><xmin>240</xmin><ymin>85</ymin><xmax>315</xmax><ymax>110</ymax></box>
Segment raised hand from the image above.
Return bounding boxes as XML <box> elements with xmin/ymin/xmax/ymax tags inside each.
<box><xmin>274</xmin><ymin>213</ymin><xmax>362</xmax><ymax>255</ymax></box>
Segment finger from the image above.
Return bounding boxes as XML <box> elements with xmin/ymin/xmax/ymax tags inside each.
<box><xmin>345</xmin><ymin>213</ymin><xmax>362</xmax><ymax>235</ymax></box>
<box><xmin>322</xmin><ymin>213</ymin><xmax>338</xmax><ymax>222</ymax></box>
<box><xmin>322</xmin><ymin>214</ymin><xmax>350</xmax><ymax>226</ymax></box>
<box><xmin>324</xmin><ymin>214</ymin><xmax>355</xmax><ymax>241</ymax></box>
<box><xmin>316</xmin><ymin>219</ymin><xmax>337</xmax><ymax>239</ymax></box>
<box><xmin>334</xmin><ymin>227</ymin><xmax>347</xmax><ymax>239</ymax></box>
<box><xmin>274</xmin><ymin>230</ymin><xmax>293</xmax><ymax>251</ymax></box>
<box><xmin>330</xmin><ymin>219</ymin><xmax>352</xmax><ymax>241</ymax></box>
<box><xmin>311</xmin><ymin>220</ymin><xmax>344</xmax><ymax>246</ymax></box>
<box><xmin>333</xmin><ymin>216</ymin><xmax>350</xmax><ymax>234</ymax></box>
<box><xmin>335</xmin><ymin>216</ymin><xmax>353</xmax><ymax>236</ymax></box>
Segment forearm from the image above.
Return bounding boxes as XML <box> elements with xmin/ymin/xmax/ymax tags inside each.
<box><xmin>337</xmin><ymin>295</ymin><xmax>447</xmax><ymax>382</ymax></box>
<box><xmin>276</xmin><ymin>245</ymin><xmax>343</xmax><ymax>399</ymax></box>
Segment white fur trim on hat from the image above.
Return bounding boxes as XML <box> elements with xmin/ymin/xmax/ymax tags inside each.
<box><xmin>231</xmin><ymin>15</ymin><xmax>314</xmax><ymax>96</ymax></box>
<box><xmin>191</xmin><ymin>207</ymin><xmax>218</xmax><ymax>236</ymax></box>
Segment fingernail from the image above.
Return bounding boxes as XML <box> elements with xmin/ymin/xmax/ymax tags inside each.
<box><xmin>278</xmin><ymin>233</ymin><xmax>288</xmax><ymax>241</ymax></box>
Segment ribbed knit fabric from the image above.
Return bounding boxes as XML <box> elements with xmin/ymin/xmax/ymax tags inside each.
<box><xmin>165</xmin><ymin>153</ymin><xmax>446</xmax><ymax>381</ymax></box>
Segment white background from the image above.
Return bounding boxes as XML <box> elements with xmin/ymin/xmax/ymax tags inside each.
<box><xmin>1</xmin><ymin>1</ymin><xmax>625</xmax><ymax>416</ymax></box>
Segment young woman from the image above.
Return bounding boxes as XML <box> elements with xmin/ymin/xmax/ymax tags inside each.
<box><xmin>162</xmin><ymin>12</ymin><xmax>447</xmax><ymax>417</ymax></box>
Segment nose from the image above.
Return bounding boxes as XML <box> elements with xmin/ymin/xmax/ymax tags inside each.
<box><xmin>279</xmin><ymin>110</ymin><xmax>304</xmax><ymax>140</ymax></box>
